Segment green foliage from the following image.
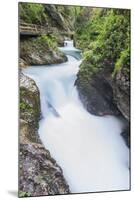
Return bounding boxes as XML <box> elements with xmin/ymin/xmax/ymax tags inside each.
<box><xmin>96</xmin><ymin>9</ymin><xmax>130</xmax><ymax>62</ymax></box>
<box><xmin>19</xmin><ymin>2</ymin><xmax>77</xmax><ymax>31</ymax></box>
<box><xmin>113</xmin><ymin>47</ymin><xmax>130</xmax><ymax>76</ymax></box>
<box><xmin>19</xmin><ymin>3</ymin><xmax>44</xmax><ymax>24</ymax></box>
<box><xmin>36</xmin><ymin>35</ymin><xmax>57</xmax><ymax>50</ymax></box>
<box><xmin>75</xmin><ymin>8</ymin><xmax>107</xmax><ymax>50</ymax></box>
<box><xmin>75</xmin><ymin>8</ymin><xmax>130</xmax><ymax>79</ymax></box>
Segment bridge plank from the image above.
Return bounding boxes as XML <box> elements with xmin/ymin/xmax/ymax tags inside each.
<box><xmin>20</xmin><ymin>23</ymin><xmax>74</xmax><ymax>36</ymax></box>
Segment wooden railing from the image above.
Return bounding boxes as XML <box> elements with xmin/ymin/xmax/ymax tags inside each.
<box><xmin>20</xmin><ymin>22</ymin><xmax>74</xmax><ymax>36</ymax></box>
<box><xmin>20</xmin><ymin>22</ymin><xmax>47</xmax><ymax>35</ymax></box>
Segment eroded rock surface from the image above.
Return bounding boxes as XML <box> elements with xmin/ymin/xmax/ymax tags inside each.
<box><xmin>75</xmin><ymin>72</ymin><xmax>120</xmax><ymax>116</ymax></box>
<box><xmin>113</xmin><ymin>67</ymin><xmax>130</xmax><ymax>121</ymax></box>
<box><xmin>20</xmin><ymin>38</ymin><xmax>67</xmax><ymax>66</ymax></box>
<box><xmin>19</xmin><ymin>73</ymin><xmax>70</xmax><ymax>197</ymax></box>
<box><xmin>76</xmin><ymin>66</ymin><xmax>130</xmax><ymax>147</ymax></box>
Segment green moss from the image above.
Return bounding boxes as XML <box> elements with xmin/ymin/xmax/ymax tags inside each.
<box><xmin>20</xmin><ymin>102</ymin><xmax>34</xmax><ymax>114</ymax></box>
<box><xmin>20</xmin><ymin>89</ymin><xmax>38</xmax><ymax>116</ymax></box>
<box><xmin>20</xmin><ymin>34</ymin><xmax>63</xmax><ymax>65</ymax></box>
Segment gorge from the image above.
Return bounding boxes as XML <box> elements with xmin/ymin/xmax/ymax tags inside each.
<box><xmin>22</xmin><ymin>41</ymin><xmax>129</xmax><ymax>193</ymax></box>
<box><xmin>19</xmin><ymin>3</ymin><xmax>130</xmax><ymax>197</ymax></box>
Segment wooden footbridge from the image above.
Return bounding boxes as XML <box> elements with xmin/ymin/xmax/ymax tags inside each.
<box><xmin>20</xmin><ymin>22</ymin><xmax>74</xmax><ymax>37</ymax></box>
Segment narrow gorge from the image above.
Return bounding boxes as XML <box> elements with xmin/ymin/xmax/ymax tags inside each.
<box><xmin>19</xmin><ymin>3</ymin><xmax>130</xmax><ymax>197</ymax></box>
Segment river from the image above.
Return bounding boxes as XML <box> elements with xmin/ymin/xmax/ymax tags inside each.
<box><xmin>23</xmin><ymin>41</ymin><xmax>130</xmax><ymax>193</ymax></box>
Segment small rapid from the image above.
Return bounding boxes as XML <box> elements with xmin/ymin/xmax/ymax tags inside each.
<box><xmin>23</xmin><ymin>41</ymin><xmax>130</xmax><ymax>193</ymax></box>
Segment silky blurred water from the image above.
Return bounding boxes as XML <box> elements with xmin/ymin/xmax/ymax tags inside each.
<box><xmin>23</xmin><ymin>43</ymin><xmax>130</xmax><ymax>193</ymax></box>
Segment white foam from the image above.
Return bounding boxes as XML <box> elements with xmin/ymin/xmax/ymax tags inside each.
<box><xmin>23</xmin><ymin>52</ymin><xmax>130</xmax><ymax>193</ymax></box>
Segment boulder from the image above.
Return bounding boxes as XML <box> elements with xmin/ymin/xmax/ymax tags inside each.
<box><xmin>75</xmin><ymin>73</ymin><xmax>120</xmax><ymax>116</ymax></box>
<box><xmin>20</xmin><ymin>38</ymin><xmax>67</xmax><ymax>66</ymax></box>
<box><xmin>76</xmin><ymin>64</ymin><xmax>130</xmax><ymax>147</ymax></box>
<box><xmin>19</xmin><ymin>143</ymin><xmax>70</xmax><ymax>197</ymax></box>
<box><xmin>19</xmin><ymin>73</ymin><xmax>70</xmax><ymax>197</ymax></box>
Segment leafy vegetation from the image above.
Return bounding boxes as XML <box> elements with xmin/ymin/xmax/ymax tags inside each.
<box><xmin>19</xmin><ymin>3</ymin><xmax>130</xmax><ymax>79</ymax></box>
<box><xmin>75</xmin><ymin>8</ymin><xmax>130</xmax><ymax>79</ymax></box>
<box><xmin>20</xmin><ymin>34</ymin><xmax>63</xmax><ymax>65</ymax></box>
<box><xmin>19</xmin><ymin>3</ymin><xmax>79</xmax><ymax>48</ymax></box>
<box><xmin>19</xmin><ymin>3</ymin><xmax>45</xmax><ymax>24</ymax></box>
<box><xmin>113</xmin><ymin>47</ymin><xmax>130</xmax><ymax>76</ymax></box>
<box><xmin>19</xmin><ymin>2</ymin><xmax>77</xmax><ymax>29</ymax></box>
<box><xmin>35</xmin><ymin>35</ymin><xmax>57</xmax><ymax>50</ymax></box>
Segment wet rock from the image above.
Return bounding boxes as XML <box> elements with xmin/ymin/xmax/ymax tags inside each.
<box><xmin>20</xmin><ymin>119</ymin><xmax>31</xmax><ymax>144</ymax></box>
<box><xmin>76</xmin><ymin>64</ymin><xmax>130</xmax><ymax>146</ymax></box>
<box><xmin>113</xmin><ymin>67</ymin><xmax>130</xmax><ymax>121</ymax></box>
<box><xmin>20</xmin><ymin>73</ymin><xmax>41</xmax><ymax>142</ymax></box>
<box><xmin>19</xmin><ymin>73</ymin><xmax>70</xmax><ymax>197</ymax></box>
<box><xmin>19</xmin><ymin>58</ymin><xmax>28</xmax><ymax>68</ymax></box>
<box><xmin>121</xmin><ymin>125</ymin><xmax>130</xmax><ymax>148</ymax></box>
<box><xmin>76</xmin><ymin>73</ymin><xmax>120</xmax><ymax>116</ymax></box>
<box><xmin>20</xmin><ymin>38</ymin><xmax>67</xmax><ymax>66</ymax></box>
<box><xmin>44</xmin><ymin>5</ymin><xmax>68</xmax><ymax>31</ymax></box>
<box><xmin>19</xmin><ymin>143</ymin><xmax>70</xmax><ymax>197</ymax></box>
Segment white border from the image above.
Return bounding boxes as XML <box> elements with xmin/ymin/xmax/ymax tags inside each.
<box><xmin>0</xmin><ymin>0</ymin><xmax>133</xmax><ymax>199</ymax></box>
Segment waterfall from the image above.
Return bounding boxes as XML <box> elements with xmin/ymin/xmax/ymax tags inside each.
<box><xmin>23</xmin><ymin>41</ymin><xmax>130</xmax><ymax>193</ymax></box>
<box><xmin>59</xmin><ymin>40</ymin><xmax>82</xmax><ymax>60</ymax></box>
<box><xmin>64</xmin><ymin>40</ymin><xmax>74</xmax><ymax>47</ymax></box>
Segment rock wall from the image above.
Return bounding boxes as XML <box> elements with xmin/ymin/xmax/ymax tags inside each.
<box><xmin>75</xmin><ymin>72</ymin><xmax>119</xmax><ymax>116</ymax></box>
<box><xmin>75</xmin><ymin>8</ymin><xmax>130</xmax><ymax>147</ymax></box>
<box><xmin>75</xmin><ymin>66</ymin><xmax>130</xmax><ymax>147</ymax></box>
<box><xmin>20</xmin><ymin>37</ymin><xmax>67</xmax><ymax>67</ymax></box>
<box><xmin>19</xmin><ymin>3</ymin><xmax>76</xmax><ymax>67</ymax></box>
<box><xmin>113</xmin><ymin>67</ymin><xmax>130</xmax><ymax>121</ymax></box>
<box><xmin>19</xmin><ymin>73</ymin><xmax>70</xmax><ymax>197</ymax></box>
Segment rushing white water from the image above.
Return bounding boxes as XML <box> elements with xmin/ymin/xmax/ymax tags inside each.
<box><xmin>64</xmin><ymin>40</ymin><xmax>74</xmax><ymax>48</ymax></box>
<box><xmin>23</xmin><ymin>43</ymin><xmax>130</xmax><ymax>193</ymax></box>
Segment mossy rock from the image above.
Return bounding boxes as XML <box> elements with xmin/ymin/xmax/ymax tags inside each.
<box><xmin>20</xmin><ymin>36</ymin><xmax>67</xmax><ymax>66</ymax></box>
<box><xmin>20</xmin><ymin>73</ymin><xmax>41</xmax><ymax>131</ymax></box>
